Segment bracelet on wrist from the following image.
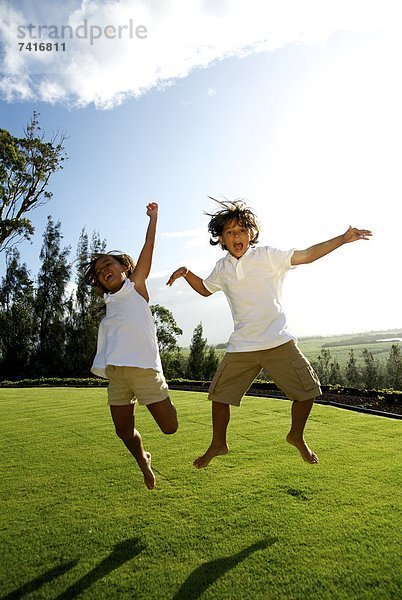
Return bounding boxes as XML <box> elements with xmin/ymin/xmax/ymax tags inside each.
<box><xmin>183</xmin><ymin>268</ymin><xmax>189</xmax><ymax>277</ymax></box>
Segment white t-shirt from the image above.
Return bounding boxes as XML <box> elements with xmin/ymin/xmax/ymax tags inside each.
<box><xmin>203</xmin><ymin>246</ymin><xmax>297</xmax><ymax>352</ymax></box>
<box><xmin>91</xmin><ymin>279</ymin><xmax>162</xmax><ymax>378</ymax></box>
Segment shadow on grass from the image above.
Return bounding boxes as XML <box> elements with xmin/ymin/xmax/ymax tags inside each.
<box><xmin>173</xmin><ymin>537</ymin><xmax>277</xmax><ymax>600</ymax></box>
<box><xmin>2</xmin><ymin>538</ymin><xmax>144</xmax><ymax>600</ymax></box>
<box><xmin>2</xmin><ymin>560</ymin><xmax>78</xmax><ymax>599</ymax></box>
<box><xmin>55</xmin><ymin>537</ymin><xmax>144</xmax><ymax>599</ymax></box>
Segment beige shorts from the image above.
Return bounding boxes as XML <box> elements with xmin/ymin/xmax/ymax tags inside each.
<box><xmin>208</xmin><ymin>340</ymin><xmax>321</xmax><ymax>406</ymax></box>
<box><xmin>105</xmin><ymin>365</ymin><xmax>169</xmax><ymax>406</ymax></box>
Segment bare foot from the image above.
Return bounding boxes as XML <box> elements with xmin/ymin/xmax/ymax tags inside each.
<box><xmin>138</xmin><ymin>452</ymin><xmax>156</xmax><ymax>489</ymax></box>
<box><xmin>286</xmin><ymin>434</ymin><xmax>318</xmax><ymax>464</ymax></box>
<box><xmin>193</xmin><ymin>444</ymin><xmax>229</xmax><ymax>469</ymax></box>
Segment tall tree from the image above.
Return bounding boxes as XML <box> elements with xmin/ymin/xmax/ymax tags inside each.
<box><xmin>185</xmin><ymin>322</ymin><xmax>219</xmax><ymax>380</ymax></box>
<box><xmin>312</xmin><ymin>348</ymin><xmax>332</xmax><ymax>385</ymax></box>
<box><xmin>386</xmin><ymin>344</ymin><xmax>402</xmax><ymax>390</ymax></box>
<box><xmin>328</xmin><ymin>358</ymin><xmax>343</xmax><ymax>386</ymax></box>
<box><xmin>362</xmin><ymin>348</ymin><xmax>382</xmax><ymax>390</ymax></box>
<box><xmin>33</xmin><ymin>216</ymin><xmax>71</xmax><ymax>376</ymax></box>
<box><xmin>186</xmin><ymin>323</ymin><xmax>207</xmax><ymax>380</ymax></box>
<box><xmin>150</xmin><ymin>304</ymin><xmax>183</xmax><ymax>379</ymax></box>
<box><xmin>204</xmin><ymin>346</ymin><xmax>220</xmax><ymax>380</ymax></box>
<box><xmin>0</xmin><ymin>112</ymin><xmax>66</xmax><ymax>252</ymax></box>
<box><xmin>0</xmin><ymin>248</ymin><xmax>35</xmax><ymax>378</ymax></box>
<box><xmin>345</xmin><ymin>349</ymin><xmax>360</xmax><ymax>387</ymax></box>
<box><xmin>64</xmin><ymin>229</ymin><xmax>106</xmax><ymax>376</ymax></box>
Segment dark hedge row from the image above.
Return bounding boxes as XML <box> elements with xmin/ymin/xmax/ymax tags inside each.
<box><xmin>1</xmin><ymin>377</ymin><xmax>401</xmax><ymax>401</ymax></box>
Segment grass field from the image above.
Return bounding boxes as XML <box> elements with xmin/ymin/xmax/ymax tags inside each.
<box><xmin>1</xmin><ymin>389</ymin><xmax>401</xmax><ymax>599</ymax></box>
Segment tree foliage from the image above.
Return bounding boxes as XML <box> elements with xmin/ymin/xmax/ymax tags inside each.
<box><xmin>345</xmin><ymin>349</ymin><xmax>360</xmax><ymax>387</ymax></box>
<box><xmin>186</xmin><ymin>322</ymin><xmax>219</xmax><ymax>380</ymax></box>
<box><xmin>151</xmin><ymin>304</ymin><xmax>183</xmax><ymax>354</ymax></box>
<box><xmin>386</xmin><ymin>344</ymin><xmax>402</xmax><ymax>390</ymax></box>
<box><xmin>33</xmin><ymin>216</ymin><xmax>71</xmax><ymax>376</ymax></box>
<box><xmin>186</xmin><ymin>323</ymin><xmax>207</xmax><ymax>380</ymax></box>
<box><xmin>328</xmin><ymin>358</ymin><xmax>343</xmax><ymax>386</ymax></box>
<box><xmin>150</xmin><ymin>304</ymin><xmax>184</xmax><ymax>379</ymax></box>
<box><xmin>312</xmin><ymin>348</ymin><xmax>331</xmax><ymax>385</ymax></box>
<box><xmin>204</xmin><ymin>345</ymin><xmax>220</xmax><ymax>380</ymax></box>
<box><xmin>0</xmin><ymin>248</ymin><xmax>35</xmax><ymax>377</ymax></box>
<box><xmin>64</xmin><ymin>229</ymin><xmax>106</xmax><ymax>376</ymax></box>
<box><xmin>362</xmin><ymin>348</ymin><xmax>382</xmax><ymax>390</ymax></box>
<box><xmin>312</xmin><ymin>348</ymin><xmax>344</xmax><ymax>386</ymax></box>
<box><xmin>0</xmin><ymin>112</ymin><xmax>67</xmax><ymax>252</ymax></box>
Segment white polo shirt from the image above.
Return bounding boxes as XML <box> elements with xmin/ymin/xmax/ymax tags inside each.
<box><xmin>203</xmin><ymin>246</ymin><xmax>297</xmax><ymax>352</ymax></box>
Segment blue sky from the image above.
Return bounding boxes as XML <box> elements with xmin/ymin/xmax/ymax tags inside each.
<box><xmin>0</xmin><ymin>1</ymin><xmax>400</xmax><ymax>345</ymax></box>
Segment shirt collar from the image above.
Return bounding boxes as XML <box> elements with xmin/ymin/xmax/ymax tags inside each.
<box><xmin>225</xmin><ymin>246</ymin><xmax>256</xmax><ymax>265</ymax></box>
<box><xmin>104</xmin><ymin>278</ymin><xmax>132</xmax><ymax>304</ymax></box>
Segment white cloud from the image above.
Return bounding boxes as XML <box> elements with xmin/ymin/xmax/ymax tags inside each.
<box><xmin>1</xmin><ymin>0</ymin><xmax>399</xmax><ymax>109</ymax></box>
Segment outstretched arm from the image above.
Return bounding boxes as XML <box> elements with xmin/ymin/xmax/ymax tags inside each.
<box><xmin>166</xmin><ymin>267</ymin><xmax>212</xmax><ymax>297</ymax></box>
<box><xmin>130</xmin><ymin>202</ymin><xmax>158</xmax><ymax>300</ymax></box>
<box><xmin>291</xmin><ymin>226</ymin><xmax>372</xmax><ymax>265</ymax></box>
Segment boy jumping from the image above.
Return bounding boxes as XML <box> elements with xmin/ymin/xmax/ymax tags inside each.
<box><xmin>167</xmin><ymin>199</ymin><xmax>371</xmax><ymax>467</ymax></box>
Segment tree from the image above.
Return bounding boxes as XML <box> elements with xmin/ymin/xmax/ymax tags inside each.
<box><xmin>186</xmin><ymin>323</ymin><xmax>208</xmax><ymax>380</ymax></box>
<box><xmin>160</xmin><ymin>348</ymin><xmax>187</xmax><ymax>380</ymax></box>
<box><xmin>328</xmin><ymin>358</ymin><xmax>343</xmax><ymax>386</ymax></box>
<box><xmin>386</xmin><ymin>344</ymin><xmax>402</xmax><ymax>390</ymax></box>
<box><xmin>151</xmin><ymin>304</ymin><xmax>183</xmax><ymax>354</ymax></box>
<box><xmin>0</xmin><ymin>112</ymin><xmax>67</xmax><ymax>252</ymax></box>
<box><xmin>33</xmin><ymin>216</ymin><xmax>71</xmax><ymax>376</ymax></box>
<box><xmin>185</xmin><ymin>322</ymin><xmax>220</xmax><ymax>380</ymax></box>
<box><xmin>0</xmin><ymin>248</ymin><xmax>35</xmax><ymax>378</ymax></box>
<box><xmin>312</xmin><ymin>349</ymin><xmax>332</xmax><ymax>385</ymax></box>
<box><xmin>150</xmin><ymin>304</ymin><xmax>184</xmax><ymax>379</ymax></box>
<box><xmin>345</xmin><ymin>349</ymin><xmax>360</xmax><ymax>387</ymax></box>
<box><xmin>64</xmin><ymin>229</ymin><xmax>106</xmax><ymax>376</ymax></box>
<box><xmin>204</xmin><ymin>346</ymin><xmax>220</xmax><ymax>380</ymax></box>
<box><xmin>362</xmin><ymin>348</ymin><xmax>382</xmax><ymax>390</ymax></box>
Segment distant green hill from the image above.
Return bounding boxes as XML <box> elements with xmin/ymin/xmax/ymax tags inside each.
<box><xmin>297</xmin><ymin>328</ymin><xmax>402</xmax><ymax>369</ymax></box>
<box><xmin>186</xmin><ymin>328</ymin><xmax>402</xmax><ymax>369</ymax></box>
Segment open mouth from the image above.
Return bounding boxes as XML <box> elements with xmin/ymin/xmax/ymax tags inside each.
<box><xmin>104</xmin><ymin>272</ymin><xmax>113</xmax><ymax>282</ymax></box>
<box><xmin>234</xmin><ymin>243</ymin><xmax>243</xmax><ymax>252</ymax></box>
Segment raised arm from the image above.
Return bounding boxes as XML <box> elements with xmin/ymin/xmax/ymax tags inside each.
<box><xmin>166</xmin><ymin>267</ymin><xmax>212</xmax><ymax>297</ymax></box>
<box><xmin>291</xmin><ymin>225</ymin><xmax>372</xmax><ymax>266</ymax></box>
<box><xmin>130</xmin><ymin>202</ymin><xmax>158</xmax><ymax>301</ymax></box>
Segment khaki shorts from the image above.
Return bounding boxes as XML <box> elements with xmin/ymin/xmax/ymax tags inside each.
<box><xmin>105</xmin><ymin>365</ymin><xmax>169</xmax><ymax>406</ymax></box>
<box><xmin>208</xmin><ymin>340</ymin><xmax>321</xmax><ymax>406</ymax></box>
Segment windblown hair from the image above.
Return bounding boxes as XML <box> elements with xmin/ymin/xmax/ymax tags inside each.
<box><xmin>205</xmin><ymin>198</ymin><xmax>260</xmax><ymax>249</ymax></box>
<box><xmin>81</xmin><ymin>251</ymin><xmax>136</xmax><ymax>292</ymax></box>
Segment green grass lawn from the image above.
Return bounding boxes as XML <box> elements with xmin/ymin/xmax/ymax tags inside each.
<box><xmin>1</xmin><ymin>389</ymin><xmax>401</xmax><ymax>599</ymax></box>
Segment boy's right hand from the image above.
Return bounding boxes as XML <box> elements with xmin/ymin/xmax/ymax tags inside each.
<box><xmin>166</xmin><ymin>267</ymin><xmax>188</xmax><ymax>286</ymax></box>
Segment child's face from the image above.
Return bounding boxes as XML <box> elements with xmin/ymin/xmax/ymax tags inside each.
<box><xmin>94</xmin><ymin>256</ymin><xmax>128</xmax><ymax>293</ymax></box>
<box><xmin>219</xmin><ymin>220</ymin><xmax>252</xmax><ymax>259</ymax></box>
